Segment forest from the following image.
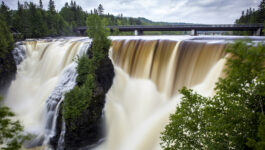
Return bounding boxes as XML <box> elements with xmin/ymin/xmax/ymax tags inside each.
<box><xmin>0</xmin><ymin>0</ymin><xmax>144</xmax><ymax>38</ymax></box>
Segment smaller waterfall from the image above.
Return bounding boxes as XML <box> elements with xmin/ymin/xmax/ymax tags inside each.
<box><xmin>4</xmin><ymin>38</ymin><xmax>91</xmax><ymax>149</ymax></box>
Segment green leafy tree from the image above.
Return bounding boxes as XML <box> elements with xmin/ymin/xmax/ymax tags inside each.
<box><xmin>0</xmin><ymin>97</ymin><xmax>28</xmax><ymax>150</ymax></box>
<box><xmin>161</xmin><ymin>41</ymin><xmax>265</xmax><ymax>150</ymax></box>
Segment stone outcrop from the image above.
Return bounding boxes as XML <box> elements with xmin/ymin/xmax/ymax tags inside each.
<box><xmin>51</xmin><ymin>50</ymin><xmax>114</xmax><ymax>150</ymax></box>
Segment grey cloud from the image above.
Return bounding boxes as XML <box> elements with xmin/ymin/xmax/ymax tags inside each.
<box><xmin>1</xmin><ymin>0</ymin><xmax>261</xmax><ymax>24</ymax></box>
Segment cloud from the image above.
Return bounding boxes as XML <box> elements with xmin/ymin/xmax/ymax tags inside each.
<box><xmin>1</xmin><ymin>0</ymin><xmax>261</xmax><ymax>24</ymax></box>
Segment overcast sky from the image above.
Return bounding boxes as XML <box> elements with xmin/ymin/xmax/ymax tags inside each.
<box><xmin>1</xmin><ymin>0</ymin><xmax>261</xmax><ymax>24</ymax></box>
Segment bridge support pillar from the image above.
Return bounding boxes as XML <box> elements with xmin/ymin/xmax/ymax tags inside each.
<box><xmin>134</xmin><ymin>30</ymin><xmax>143</xmax><ymax>36</ymax></box>
<box><xmin>253</xmin><ymin>28</ymin><xmax>262</xmax><ymax>36</ymax></box>
<box><xmin>191</xmin><ymin>29</ymin><xmax>197</xmax><ymax>36</ymax></box>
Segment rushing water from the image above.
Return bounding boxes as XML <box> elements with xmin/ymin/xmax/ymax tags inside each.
<box><xmin>3</xmin><ymin>36</ymin><xmax>264</xmax><ymax>150</ymax></box>
<box><xmin>93</xmin><ymin>39</ymin><xmax>227</xmax><ymax>150</ymax></box>
<box><xmin>4</xmin><ymin>38</ymin><xmax>91</xmax><ymax>149</ymax></box>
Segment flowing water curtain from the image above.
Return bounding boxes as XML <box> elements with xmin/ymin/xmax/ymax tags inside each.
<box><xmin>111</xmin><ymin>40</ymin><xmax>226</xmax><ymax>97</ymax></box>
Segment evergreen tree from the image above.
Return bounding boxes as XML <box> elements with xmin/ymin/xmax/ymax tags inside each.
<box><xmin>0</xmin><ymin>17</ymin><xmax>13</xmax><ymax>58</ymax></box>
<box><xmin>0</xmin><ymin>2</ymin><xmax>11</xmax><ymax>26</ymax></box>
<box><xmin>258</xmin><ymin>0</ymin><xmax>265</xmax><ymax>23</ymax></box>
<box><xmin>259</xmin><ymin>0</ymin><xmax>265</xmax><ymax>10</ymax></box>
<box><xmin>39</xmin><ymin>0</ymin><xmax>43</xmax><ymax>9</ymax></box>
<box><xmin>48</xmin><ymin>0</ymin><xmax>55</xmax><ymax>14</ymax></box>
<box><xmin>98</xmin><ymin>4</ymin><xmax>104</xmax><ymax>15</ymax></box>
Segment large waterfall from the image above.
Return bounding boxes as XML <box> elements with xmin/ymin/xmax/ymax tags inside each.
<box><xmin>93</xmin><ymin>38</ymin><xmax>227</xmax><ymax>150</ymax></box>
<box><xmin>3</xmin><ymin>36</ymin><xmax>263</xmax><ymax>150</ymax></box>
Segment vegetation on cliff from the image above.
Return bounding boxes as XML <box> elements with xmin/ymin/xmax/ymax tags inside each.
<box><xmin>61</xmin><ymin>13</ymin><xmax>114</xmax><ymax>149</ymax></box>
<box><xmin>161</xmin><ymin>41</ymin><xmax>265</xmax><ymax>150</ymax></box>
<box><xmin>63</xmin><ymin>13</ymin><xmax>111</xmax><ymax>129</ymax></box>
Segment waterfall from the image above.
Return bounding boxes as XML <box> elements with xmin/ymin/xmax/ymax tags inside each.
<box><xmin>3</xmin><ymin>36</ymin><xmax>258</xmax><ymax>150</ymax></box>
<box><xmin>4</xmin><ymin>38</ymin><xmax>91</xmax><ymax>149</ymax></box>
<box><xmin>94</xmin><ymin>39</ymin><xmax>227</xmax><ymax>150</ymax></box>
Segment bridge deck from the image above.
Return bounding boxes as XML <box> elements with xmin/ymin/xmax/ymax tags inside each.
<box><xmin>76</xmin><ymin>24</ymin><xmax>264</xmax><ymax>35</ymax></box>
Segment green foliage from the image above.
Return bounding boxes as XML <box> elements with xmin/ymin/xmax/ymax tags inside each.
<box><xmin>63</xmin><ymin>14</ymin><xmax>111</xmax><ymax>130</ymax></box>
<box><xmin>0</xmin><ymin>97</ymin><xmax>28</xmax><ymax>150</ymax></box>
<box><xmin>59</xmin><ymin>1</ymin><xmax>87</xmax><ymax>30</ymax></box>
<box><xmin>63</xmin><ymin>73</ymin><xmax>95</xmax><ymax>129</ymax></box>
<box><xmin>161</xmin><ymin>41</ymin><xmax>265</xmax><ymax>150</ymax></box>
<box><xmin>247</xmin><ymin>114</ymin><xmax>265</xmax><ymax>150</ymax></box>
<box><xmin>235</xmin><ymin>0</ymin><xmax>265</xmax><ymax>35</ymax></box>
<box><xmin>76</xmin><ymin>56</ymin><xmax>94</xmax><ymax>86</ymax></box>
<box><xmin>0</xmin><ymin>18</ymin><xmax>13</xmax><ymax>59</ymax></box>
<box><xmin>0</xmin><ymin>2</ymin><xmax>11</xmax><ymax>26</ymax></box>
<box><xmin>87</xmin><ymin>14</ymin><xmax>111</xmax><ymax>63</ymax></box>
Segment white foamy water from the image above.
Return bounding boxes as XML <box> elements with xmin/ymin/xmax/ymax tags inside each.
<box><xmin>4</xmin><ymin>38</ymin><xmax>91</xmax><ymax>148</ymax></box>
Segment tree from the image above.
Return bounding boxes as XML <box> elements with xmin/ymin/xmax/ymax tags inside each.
<box><xmin>39</xmin><ymin>0</ymin><xmax>43</xmax><ymax>9</ymax></box>
<box><xmin>98</xmin><ymin>4</ymin><xmax>104</xmax><ymax>15</ymax></box>
<box><xmin>258</xmin><ymin>0</ymin><xmax>265</xmax><ymax>23</ymax></box>
<box><xmin>161</xmin><ymin>41</ymin><xmax>265</xmax><ymax>150</ymax></box>
<box><xmin>0</xmin><ymin>17</ymin><xmax>13</xmax><ymax>59</ymax></box>
<box><xmin>48</xmin><ymin>0</ymin><xmax>55</xmax><ymax>14</ymax></box>
<box><xmin>0</xmin><ymin>2</ymin><xmax>11</xmax><ymax>26</ymax></box>
<box><xmin>259</xmin><ymin>0</ymin><xmax>265</xmax><ymax>10</ymax></box>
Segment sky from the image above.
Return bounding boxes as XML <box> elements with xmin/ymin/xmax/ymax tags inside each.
<box><xmin>1</xmin><ymin>0</ymin><xmax>261</xmax><ymax>24</ymax></box>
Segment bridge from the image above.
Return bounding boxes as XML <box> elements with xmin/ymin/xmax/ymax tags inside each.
<box><xmin>75</xmin><ymin>24</ymin><xmax>264</xmax><ymax>36</ymax></box>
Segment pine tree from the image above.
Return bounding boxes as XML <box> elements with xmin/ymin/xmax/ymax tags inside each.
<box><xmin>39</xmin><ymin>0</ymin><xmax>43</xmax><ymax>9</ymax></box>
<box><xmin>98</xmin><ymin>4</ymin><xmax>104</xmax><ymax>15</ymax></box>
<box><xmin>258</xmin><ymin>0</ymin><xmax>265</xmax><ymax>23</ymax></box>
<box><xmin>259</xmin><ymin>0</ymin><xmax>265</xmax><ymax>10</ymax></box>
<box><xmin>48</xmin><ymin>0</ymin><xmax>55</xmax><ymax>13</ymax></box>
<box><xmin>0</xmin><ymin>2</ymin><xmax>11</xmax><ymax>26</ymax></box>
